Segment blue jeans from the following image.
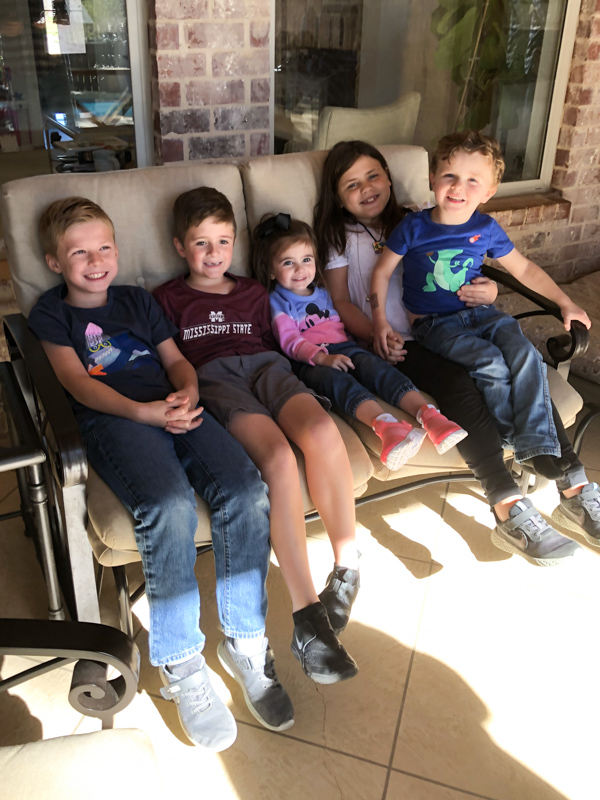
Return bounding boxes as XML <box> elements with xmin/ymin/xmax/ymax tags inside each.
<box><xmin>293</xmin><ymin>340</ymin><xmax>417</xmax><ymax>418</ymax></box>
<box><xmin>80</xmin><ymin>411</ymin><xmax>271</xmax><ymax>666</ymax></box>
<box><xmin>412</xmin><ymin>306</ymin><xmax>560</xmax><ymax>462</ymax></box>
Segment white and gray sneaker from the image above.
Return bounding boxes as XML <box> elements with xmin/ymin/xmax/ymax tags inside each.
<box><xmin>217</xmin><ymin>639</ymin><xmax>294</xmax><ymax>732</ymax></box>
<box><xmin>160</xmin><ymin>653</ymin><xmax>237</xmax><ymax>751</ymax></box>
<box><xmin>552</xmin><ymin>482</ymin><xmax>600</xmax><ymax>546</ymax></box>
<box><xmin>491</xmin><ymin>497</ymin><xmax>581</xmax><ymax>566</ymax></box>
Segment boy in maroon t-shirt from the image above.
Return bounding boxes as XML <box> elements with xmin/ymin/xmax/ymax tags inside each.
<box><xmin>154</xmin><ymin>187</ymin><xmax>360</xmax><ymax>688</ymax></box>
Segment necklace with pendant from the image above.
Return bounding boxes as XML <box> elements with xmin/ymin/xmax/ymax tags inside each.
<box><xmin>358</xmin><ymin>222</ymin><xmax>384</xmax><ymax>254</ymax></box>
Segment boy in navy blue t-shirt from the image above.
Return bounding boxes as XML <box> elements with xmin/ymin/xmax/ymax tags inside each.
<box><xmin>370</xmin><ymin>131</ymin><xmax>600</xmax><ymax>563</ymax></box>
<box><xmin>28</xmin><ymin>197</ymin><xmax>294</xmax><ymax>750</ymax></box>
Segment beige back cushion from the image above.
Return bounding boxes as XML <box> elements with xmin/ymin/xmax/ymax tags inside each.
<box><xmin>0</xmin><ymin>163</ymin><xmax>249</xmax><ymax>316</ymax></box>
<box><xmin>241</xmin><ymin>145</ymin><xmax>430</xmax><ymax>235</ymax></box>
<box><xmin>2</xmin><ymin>145</ymin><xmax>429</xmax><ymax>315</ymax></box>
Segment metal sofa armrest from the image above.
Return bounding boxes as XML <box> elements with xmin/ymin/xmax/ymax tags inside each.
<box><xmin>0</xmin><ymin>618</ymin><xmax>140</xmax><ymax>724</ymax></box>
<box><xmin>3</xmin><ymin>313</ymin><xmax>87</xmax><ymax>488</ymax></box>
<box><xmin>482</xmin><ymin>265</ymin><xmax>589</xmax><ymax>367</ymax></box>
<box><xmin>3</xmin><ymin>313</ymin><xmax>100</xmax><ymax>624</ymax></box>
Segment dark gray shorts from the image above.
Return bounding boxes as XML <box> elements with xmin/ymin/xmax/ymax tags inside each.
<box><xmin>196</xmin><ymin>351</ymin><xmax>328</xmax><ymax>428</ymax></box>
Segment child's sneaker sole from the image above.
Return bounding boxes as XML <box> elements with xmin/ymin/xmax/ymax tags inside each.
<box><xmin>290</xmin><ymin>643</ymin><xmax>358</xmax><ymax>684</ymax></box>
<box><xmin>551</xmin><ymin>505</ymin><xmax>600</xmax><ymax>547</ymax></box>
<box><xmin>383</xmin><ymin>428</ymin><xmax>426</xmax><ymax>470</ymax></box>
<box><xmin>434</xmin><ymin>427</ymin><xmax>468</xmax><ymax>455</ymax></box>
<box><xmin>490</xmin><ymin>529</ymin><xmax>569</xmax><ymax>566</ymax></box>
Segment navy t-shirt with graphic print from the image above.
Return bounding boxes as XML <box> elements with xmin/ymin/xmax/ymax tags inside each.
<box><xmin>28</xmin><ymin>284</ymin><xmax>177</xmax><ymax>423</ymax></box>
<box><xmin>386</xmin><ymin>209</ymin><xmax>514</xmax><ymax>315</ymax></box>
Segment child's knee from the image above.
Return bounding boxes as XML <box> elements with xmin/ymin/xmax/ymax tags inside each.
<box><xmin>262</xmin><ymin>437</ymin><xmax>298</xmax><ymax>481</ymax></box>
<box><xmin>304</xmin><ymin>410</ymin><xmax>343</xmax><ymax>450</ymax></box>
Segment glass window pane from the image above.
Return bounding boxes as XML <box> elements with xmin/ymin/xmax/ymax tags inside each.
<box><xmin>274</xmin><ymin>0</ymin><xmax>568</xmax><ymax>183</ymax></box>
<box><xmin>0</xmin><ymin>0</ymin><xmax>137</xmax><ymax>183</ymax></box>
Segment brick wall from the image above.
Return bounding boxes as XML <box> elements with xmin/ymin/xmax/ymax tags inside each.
<box><xmin>550</xmin><ymin>0</ymin><xmax>600</xmax><ymax>280</ymax></box>
<box><xmin>149</xmin><ymin>0</ymin><xmax>270</xmax><ymax>163</ymax></box>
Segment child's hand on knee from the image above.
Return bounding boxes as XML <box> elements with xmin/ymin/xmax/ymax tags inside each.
<box><xmin>165</xmin><ymin>407</ymin><xmax>204</xmax><ymax>434</ymax></box>
<box><xmin>164</xmin><ymin>392</ymin><xmax>204</xmax><ymax>433</ymax></box>
<box><xmin>314</xmin><ymin>352</ymin><xmax>355</xmax><ymax>372</ymax></box>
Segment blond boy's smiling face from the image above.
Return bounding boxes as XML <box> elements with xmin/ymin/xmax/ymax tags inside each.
<box><xmin>175</xmin><ymin>217</ymin><xmax>235</xmax><ymax>291</ymax></box>
<box><xmin>46</xmin><ymin>219</ymin><xmax>118</xmax><ymax>308</ymax></box>
<box><xmin>430</xmin><ymin>150</ymin><xmax>498</xmax><ymax>225</ymax></box>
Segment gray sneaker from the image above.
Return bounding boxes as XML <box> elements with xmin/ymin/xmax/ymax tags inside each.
<box><xmin>552</xmin><ymin>482</ymin><xmax>600</xmax><ymax>546</ymax></box>
<box><xmin>217</xmin><ymin>639</ymin><xmax>294</xmax><ymax>732</ymax></box>
<box><xmin>491</xmin><ymin>497</ymin><xmax>581</xmax><ymax>566</ymax></box>
<box><xmin>160</xmin><ymin>654</ymin><xmax>237</xmax><ymax>751</ymax></box>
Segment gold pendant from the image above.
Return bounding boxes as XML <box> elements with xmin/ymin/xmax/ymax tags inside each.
<box><xmin>373</xmin><ymin>241</ymin><xmax>384</xmax><ymax>255</ymax></box>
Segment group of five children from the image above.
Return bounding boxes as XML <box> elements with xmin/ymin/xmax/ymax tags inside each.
<box><xmin>28</xmin><ymin>130</ymin><xmax>600</xmax><ymax>751</ymax></box>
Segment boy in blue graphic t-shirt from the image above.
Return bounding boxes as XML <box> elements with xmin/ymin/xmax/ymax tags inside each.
<box><xmin>370</xmin><ymin>130</ymin><xmax>600</xmax><ymax>560</ymax></box>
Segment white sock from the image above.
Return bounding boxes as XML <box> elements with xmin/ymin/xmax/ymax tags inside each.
<box><xmin>231</xmin><ymin>636</ymin><xmax>267</xmax><ymax>657</ymax></box>
<box><xmin>373</xmin><ymin>413</ymin><xmax>397</xmax><ymax>429</ymax></box>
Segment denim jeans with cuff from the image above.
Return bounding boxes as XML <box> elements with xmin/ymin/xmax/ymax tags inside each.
<box><xmin>413</xmin><ymin>305</ymin><xmax>560</xmax><ymax>463</ymax></box>
<box><xmin>80</xmin><ymin>410</ymin><xmax>271</xmax><ymax>666</ymax></box>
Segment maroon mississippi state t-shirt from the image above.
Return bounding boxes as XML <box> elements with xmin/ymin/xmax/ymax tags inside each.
<box><xmin>153</xmin><ymin>273</ymin><xmax>277</xmax><ymax>369</ymax></box>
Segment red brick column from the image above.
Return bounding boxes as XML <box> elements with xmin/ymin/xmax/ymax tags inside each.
<box><xmin>551</xmin><ymin>0</ymin><xmax>600</xmax><ymax>279</ymax></box>
<box><xmin>149</xmin><ymin>0</ymin><xmax>270</xmax><ymax>163</ymax></box>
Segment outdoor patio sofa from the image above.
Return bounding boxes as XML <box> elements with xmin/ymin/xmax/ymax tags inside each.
<box><xmin>0</xmin><ymin>145</ymin><xmax>588</xmax><ymax>721</ymax></box>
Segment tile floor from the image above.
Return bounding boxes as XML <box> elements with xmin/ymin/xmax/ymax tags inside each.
<box><xmin>2</xmin><ymin>399</ymin><xmax>600</xmax><ymax>800</ymax></box>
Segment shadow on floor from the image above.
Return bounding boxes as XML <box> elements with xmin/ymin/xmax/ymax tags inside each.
<box><xmin>0</xmin><ymin>656</ymin><xmax>43</xmax><ymax>746</ymax></box>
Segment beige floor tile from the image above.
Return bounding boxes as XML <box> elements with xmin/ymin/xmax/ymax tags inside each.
<box><xmin>0</xmin><ymin>656</ymin><xmax>85</xmax><ymax>745</ymax></box>
<box><xmin>0</xmin><ymin>470</ymin><xmax>17</xmax><ymax>505</ymax></box>
<box><xmin>353</xmin><ymin>483</ymin><xmax>448</xmax><ymax>571</ymax></box>
<box><xmin>0</xmin><ymin>515</ymin><xmax>50</xmax><ymax>619</ymax></box>
<box><xmin>83</xmin><ymin>686</ymin><xmax>388</xmax><ymax>800</ymax></box>
<box><xmin>386</xmin><ymin>771</ymin><xmax>491</xmax><ymax>799</ymax></box>
<box><xmin>132</xmin><ymin>531</ymin><xmax>431</xmax><ymax>766</ymax></box>
<box><xmin>392</xmin><ymin>554</ymin><xmax>600</xmax><ymax>800</ymax></box>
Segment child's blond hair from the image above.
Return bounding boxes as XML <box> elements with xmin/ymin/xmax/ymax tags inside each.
<box><xmin>39</xmin><ymin>197</ymin><xmax>115</xmax><ymax>258</ymax></box>
<box><xmin>431</xmin><ymin>131</ymin><xmax>505</xmax><ymax>185</ymax></box>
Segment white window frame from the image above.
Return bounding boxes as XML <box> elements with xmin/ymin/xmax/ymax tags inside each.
<box><xmin>125</xmin><ymin>0</ymin><xmax>154</xmax><ymax>167</ymax></box>
<box><xmin>495</xmin><ymin>0</ymin><xmax>582</xmax><ymax>196</ymax></box>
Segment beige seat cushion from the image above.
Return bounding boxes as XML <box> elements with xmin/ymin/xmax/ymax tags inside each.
<box><xmin>496</xmin><ymin>273</ymin><xmax>600</xmax><ymax>385</ymax></box>
<box><xmin>87</xmin><ymin>413</ymin><xmax>373</xmax><ymax>567</ymax></box>
<box><xmin>0</xmin><ymin>729</ymin><xmax>163</xmax><ymax>800</ymax></box>
<box><xmin>344</xmin><ymin>366</ymin><xmax>582</xmax><ymax>481</ymax></box>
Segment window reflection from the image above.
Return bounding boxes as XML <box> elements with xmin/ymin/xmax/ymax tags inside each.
<box><xmin>0</xmin><ymin>0</ymin><xmax>136</xmax><ymax>182</ymax></box>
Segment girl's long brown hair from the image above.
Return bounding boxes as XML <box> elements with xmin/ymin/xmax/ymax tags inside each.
<box><xmin>313</xmin><ymin>140</ymin><xmax>409</xmax><ymax>269</ymax></box>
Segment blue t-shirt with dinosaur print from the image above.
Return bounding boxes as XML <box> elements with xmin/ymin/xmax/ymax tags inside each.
<box><xmin>386</xmin><ymin>209</ymin><xmax>514</xmax><ymax>315</ymax></box>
